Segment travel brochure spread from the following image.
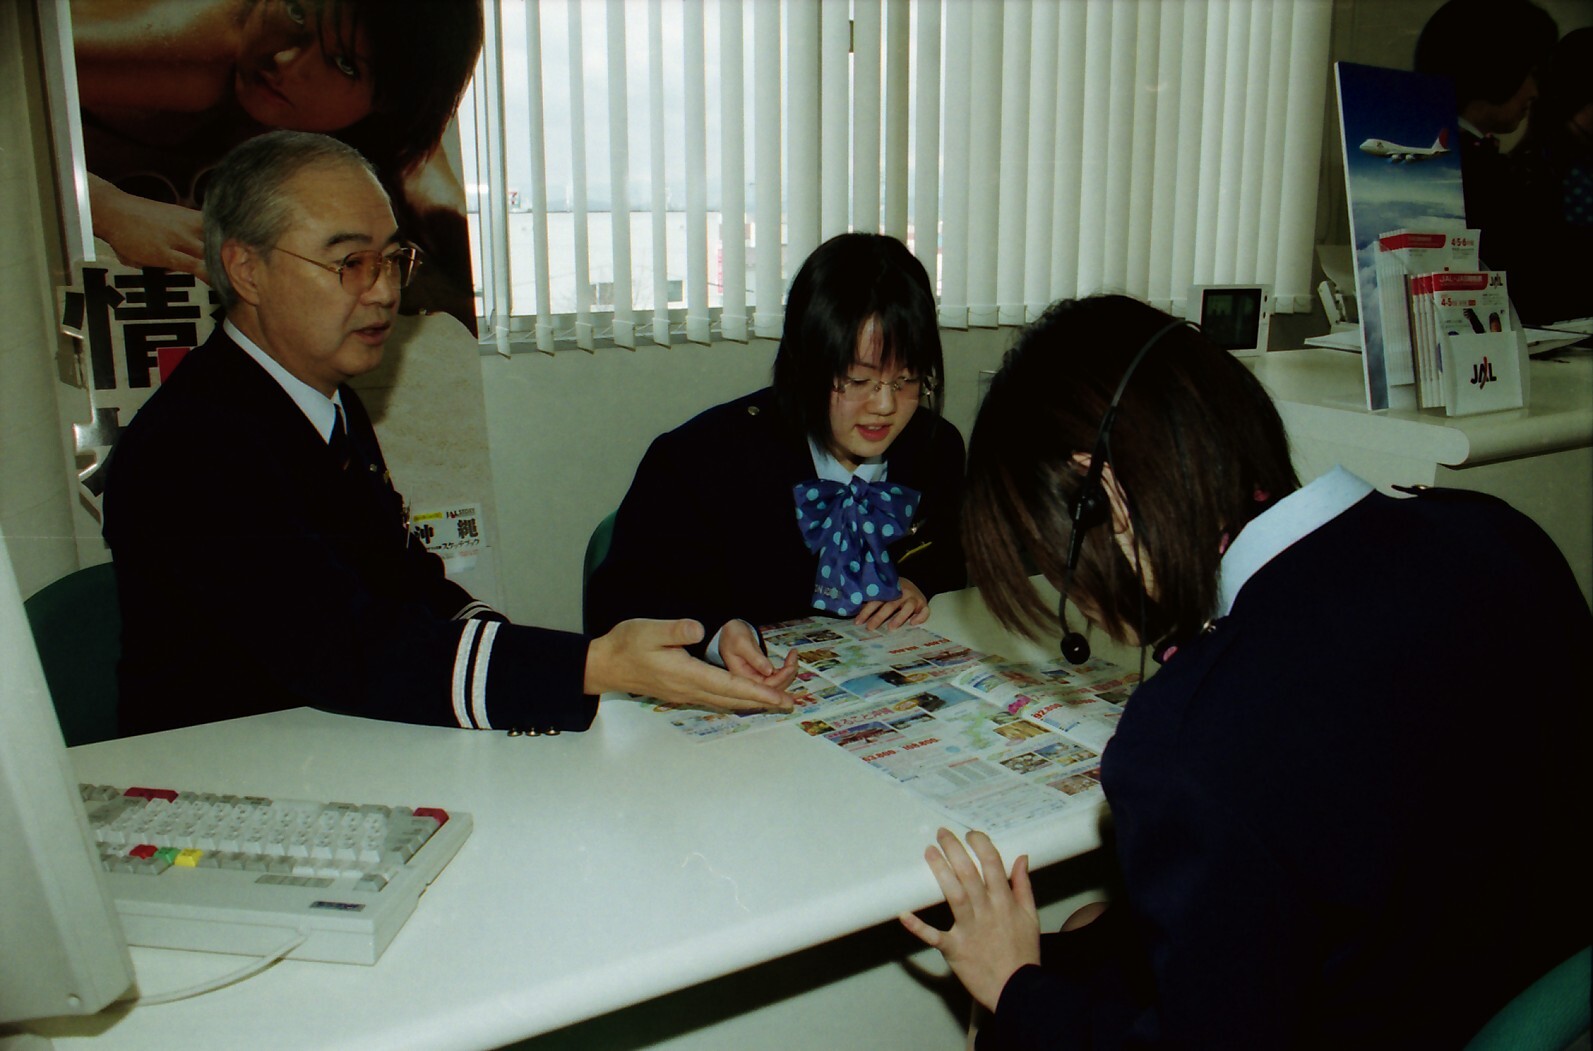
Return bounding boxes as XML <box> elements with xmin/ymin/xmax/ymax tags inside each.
<box><xmin>652</xmin><ymin>616</ymin><xmax>1140</xmax><ymax>832</ymax></box>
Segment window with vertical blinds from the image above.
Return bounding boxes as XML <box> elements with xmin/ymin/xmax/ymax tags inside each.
<box><xmin>461</xmin><ymin>0</ymin><xmax>1332</xmax><ymax>354</ymax></box>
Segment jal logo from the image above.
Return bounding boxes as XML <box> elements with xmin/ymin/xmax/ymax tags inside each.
<box><xmin>1471</xmin><ymin>356</ymin><xmax>1498</xmax><ymax>389</ymax></box>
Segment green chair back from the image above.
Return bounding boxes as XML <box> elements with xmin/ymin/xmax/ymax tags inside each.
<box><xmin>581</xmin><ymin>510</ymin><xmax>618</xmax><ymax>635</ymax></box>
<box><xmin>22</xmin><ymin>562</ymin><xmax>121</xmax><ymax>747</ymax></box>
<box><xmin>1465</xmin><ymin>946</ymin><xmax>1591</xmax><ymax>1051</ymax></box>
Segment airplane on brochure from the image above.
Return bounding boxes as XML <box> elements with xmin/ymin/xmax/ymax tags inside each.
<box><xmin>1359</xmin><ymin>128</ymin><xmax>1450</xmax><ymax>162</ymax></box>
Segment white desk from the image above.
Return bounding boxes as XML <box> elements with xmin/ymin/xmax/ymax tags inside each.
<box><xmin>35</xmin><ymin>587</ymin><xmax>1124</xmax><ymax>1051</ymax></box>
<box><xmin>1250</xmin><ymin>347</ymin><xmax>1593</xmax><ymax>473</ymax></box>
<box><xmin>1251</xmin><ymin>348</ymin><xmax>1593</xmax><ymax>605</ymax></box>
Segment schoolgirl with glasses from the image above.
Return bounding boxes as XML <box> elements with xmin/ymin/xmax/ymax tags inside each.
<box><xmin>585</xmin><ymin>233</ymin><xmax>967</xmax><ymax>687</ymax></box>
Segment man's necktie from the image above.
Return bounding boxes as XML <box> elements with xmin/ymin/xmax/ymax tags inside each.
<box><xmin>329</xmin><ymin>405</ymin><xmax>351</xmax><ymax>470</ymax></box>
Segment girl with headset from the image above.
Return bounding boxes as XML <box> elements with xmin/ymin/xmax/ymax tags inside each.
<box><xmin>900</xmin><ymin>295</ymin><xmax>1589</xmax><ymax>1048</ymax></box>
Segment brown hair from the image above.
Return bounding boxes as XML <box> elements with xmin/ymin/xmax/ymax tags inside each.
<box><xmin>964</xmin><ymin>295</ymin><xmax>1298</xmax><ymax>648</ymax></box>
<box><xmin>311</xmin><ymin>0</ymin><xmax>485</xmax><ymax>175</ymax></box>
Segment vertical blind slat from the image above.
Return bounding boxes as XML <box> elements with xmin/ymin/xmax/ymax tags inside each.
<box><xmin>478</xmin><ymin>0</ymin><xmax>512</xmax><ymax>356</ymax></box>
<box><xmin>1192</xmin><ymin>1</ymin><xmax>1227</xmax><ymax>289</ymax></box>
<box><xmin>646</xmin><ymin>0</ymin><xmax>670</xmax><ymax>344</ymax></box>
<box><xmin>993</xmin><ymin>0</ymin><xmax>1031</xmax><ymax>327</ymax></box>
<box><xmin>1102</xmin><ymin>3</ymin><xmax>1136</xmax><ymax>294</ymax></box>
<box><xmin>467</xmin><ymin>0</ymin><xmax>1332</xmax><ymax>350</ymax></box>
<box><xmin>1102</xmin><ymin>5</ymin><xmax>1140</xmax><ymax>291</ymax></box>
<box><xmin>1277</xmin><ymin>0</ymin><xmax>1332</xmax><ymax>311</ymax></box>
<box><xmin>1253</xmin><ymin>2</ymin><xmax>1288</xmax><ymax>285</ymax></box>
<box><xmin>1022</xmin><ymin>0</ymin><xmax>1060</xmax><ymax>321</ymax></box>
<box><xmin>853</xmin><ymin>0</ymin><xmax>883</xmax><ymax>234</ymax></box>
<box><xmin>683</xmin><ymin>0</ymin><xmax>710</xmax><ymax>343</ymax></box>
<box><xmin>523</xmin><ymin>0</ymin><xmax>555</xmax><ymax>352</ymax></box>
<box><xmin>718</xmin><ymin>0</ymin><xmax>749</xmax><ymax>342</ymax></box>
<box><xmin>1123</xmin><ymin>5</ymin><xmax>1160</xmax><ymax>301</ymax></box>
<box><xmin>565</xmin><ymin>0</ymin><xmax>594</xmax><ymax>349</ymax></box>
<box><xmin>911</xmin><ymin>0</ymin><xmax>942</xmax><ymax>288</ymax></box>
<box><xmin>937</xmin><ymin>0</ymin><xmax>972</xmax><ymax>329</ymax></box>
<box><xmin>964</xmin><ymin>2</ymin><xmax>1001</xmax><ymax>327</ymax></box>
<box><xmin>1169</xmin><ymin>0</ymin><xmax>1208</xmax><ymax>304</ymax></box>
<box><xmin>1233</xmin><ymin>1</ymin><xmax>1271</xmax><ymax>280</ymax></box>
<box><xmin>1146</xmin><ymin>0</ymin><xmax>1183</xmax><ymax>306</ymax></box>
<box><xmin>1214</xmin><ymin>1</ymin><xmax>1248</xmax><ymax>284</ymax></box>
<box><xmin>1075</xmin><ymin>1</ymin><xmax>1111</xmax><ymax>296</ymax></box>
<box><xmin>883</xmin><ymin>0</ymin><xmax>911</xmax><ymax>241</ymax></box>
<box><xmin>789</xmin><ymin>0</ymin><xmax>822</xmax><ymax>266</ymax></box>
<box><xmin>605</xmin><ymin>0</ymin><xmax>635</xmax><ymax>348</ymax></box>
<box><xmin>1049</xmin><ymin>0</ymin><xmax>1088</xmax><ymax>306</ymax></box>
<box><xmin>752</xmin><ymin>0</ymin><xmax>783</xmax><ymax>338</ymax></box>
<box><xmin>818</xmin><ymin>0</ymin><xmax>849</xmax><ymax>240</ymax></box>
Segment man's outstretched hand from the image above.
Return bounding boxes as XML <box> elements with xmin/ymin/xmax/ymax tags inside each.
<box><xmin>585</xmin><ymin>618</ymin><xmax>795</xmax><ymax>712</ymax></box>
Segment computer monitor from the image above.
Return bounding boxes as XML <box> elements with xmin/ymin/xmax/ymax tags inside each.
<box><xmin>0</xmin><ymin>528</ymin><xmax>135</xmax><ymax>1027</ymax></box>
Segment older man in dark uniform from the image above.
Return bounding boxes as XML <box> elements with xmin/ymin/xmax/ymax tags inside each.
<box><xmin>104</xmin><ymin>131</ymin><xmax>792</xmax><ymax>736</ymax></box>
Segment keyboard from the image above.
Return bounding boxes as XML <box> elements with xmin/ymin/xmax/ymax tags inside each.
<box><xmin>80</xmin><ymin>784</ymin><xmax>473</xmax><ymax>965</ymax></box>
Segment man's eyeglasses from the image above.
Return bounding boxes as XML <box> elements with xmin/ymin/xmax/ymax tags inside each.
<box><xmin>272</xmin><ymin>244</ymin><xmax>422</xmax><ymax>293</ymax></box>
<box><xmin>832</xmin><ymin>374</ymin><xmax>932</xmax><ymax>403</ymax></box>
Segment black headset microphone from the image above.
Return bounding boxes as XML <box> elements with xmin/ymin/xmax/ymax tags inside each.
<box><xmin>1057</xmin><ymin>319</ymin><xmax>1192</xmax><ymax>664</ymax></box>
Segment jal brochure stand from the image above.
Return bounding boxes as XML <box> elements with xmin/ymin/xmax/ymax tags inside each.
<box><xmin>1334</xmin><ymin>62</ymin><xmax>1469</xmax><ymax>411</ymax></box>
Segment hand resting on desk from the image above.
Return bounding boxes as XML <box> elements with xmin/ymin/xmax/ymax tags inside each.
<box><xmin>899</xmin><ymin>828</ymin><xmax>1042</xmax><ymax>1012</ymax></box>
<box><xmin>585</xmin><ymin>618</ymin><xmax>796</xmax><ymax>713</ymax></box>
<box><xmin>853</xmin><ymin>575</ymin><xmax>931</xmax><ymax>632</ymax></box>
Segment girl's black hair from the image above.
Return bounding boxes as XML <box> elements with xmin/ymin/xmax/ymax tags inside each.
<box><xmin>772</xmin><ymin>233</ymin><xmax>943</xmax><ymax>455</ymax></box>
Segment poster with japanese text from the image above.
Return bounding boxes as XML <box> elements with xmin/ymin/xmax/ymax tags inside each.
<box><xmin>57</xmin><ymin>0</ymin><xmax>484</xmax><ymax>513</ymax></box>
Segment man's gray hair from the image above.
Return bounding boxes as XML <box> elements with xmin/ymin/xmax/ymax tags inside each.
<box><xmin>203</xmin><ymin>131</ymin><xmax>380</xmax><ymax>308</ymax></box>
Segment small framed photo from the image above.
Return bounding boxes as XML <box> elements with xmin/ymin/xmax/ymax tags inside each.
<box><xmin>1190</xmin><ymin>284</ymin><xmax>1272</xmax><ymax>356</ymax></box>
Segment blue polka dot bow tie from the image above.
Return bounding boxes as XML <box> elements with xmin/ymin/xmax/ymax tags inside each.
<box><xmin>793</xmin><ymin>478</ymin><xmax>921</xmax><ymax>616</ymax></box>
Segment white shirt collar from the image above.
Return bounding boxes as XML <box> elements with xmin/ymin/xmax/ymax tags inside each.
<box><xmin>226</xmin><ymin>320</ymin><xmax>345</xmax><ymax>443</ymax></box>
<box><xmin>1216</xmin><ymin>466</ymin><xmax>1374</xmax><ymax>617</ymax></box>
<box><xmin>807</xmin><ymin>438</ymin><xmax>887</xmax><ymax>484</ymax></box>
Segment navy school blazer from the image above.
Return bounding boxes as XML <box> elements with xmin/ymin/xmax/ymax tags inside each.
<box><xmin>585</xmin><ymin>386</ymin><xmax>967</xmax><ymax>644</ymax></box>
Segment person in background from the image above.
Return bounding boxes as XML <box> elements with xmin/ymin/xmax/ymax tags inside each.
<box><xmin>104</xmin><ymin>131</ymin><xmax>791</xmax><ymax>737</ymax></box>
<box><xmin>1496</xmin><ymin>27</ymin><xmax>1593</xmax><ymax>323</ymax></box>
<box><xmin>586</xmin><ymin>233</ymin><xmax>966</xmax><ymax>685</ymax></box>
<box><xmin>72</xmin><ymin>0</ymin><xmax>480</xmax><ymax>331</ymax></box>
<box><xmin>1413</xmin><ymin>0</ymin><xmax>1559</xmax><ymax>268</ymax></box>
<box><xmin>899</xmin><ymin>294</ymin><xmax>1590</xmax><ymax>1048</ymax></box>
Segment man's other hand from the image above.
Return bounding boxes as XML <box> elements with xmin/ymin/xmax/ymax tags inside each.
<box><xmin>585</xmin><ymin>618</ymin><xmax>795</xmax><ymax>713</ymax></box>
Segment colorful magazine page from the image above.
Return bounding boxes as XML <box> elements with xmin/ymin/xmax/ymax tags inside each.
<box><xmin>1373</xmin><ymin>228</ymin><xmax>1479</xmax><ymax>405</ymax></box>
<box><xmin>1428</xmin><ymin>271</ymin><xmax>1512</xmax><ymax>407</ymax></box>
<box><xmin>649</xmin><ymin>615</ymin><xmax>1142</xmax><ymax>834</ymax></box>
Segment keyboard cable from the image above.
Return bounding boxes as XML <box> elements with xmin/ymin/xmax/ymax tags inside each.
<box><xmin>131</xmin><ymin>928</ymin><xmax>309</xmax><ymax>1006</ymax></box>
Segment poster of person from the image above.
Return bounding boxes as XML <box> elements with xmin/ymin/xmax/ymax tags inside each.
<box><xmin>70</xmin><ymin>0</ymin><xmax>480</xmax><ymax>336</ymax></box>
